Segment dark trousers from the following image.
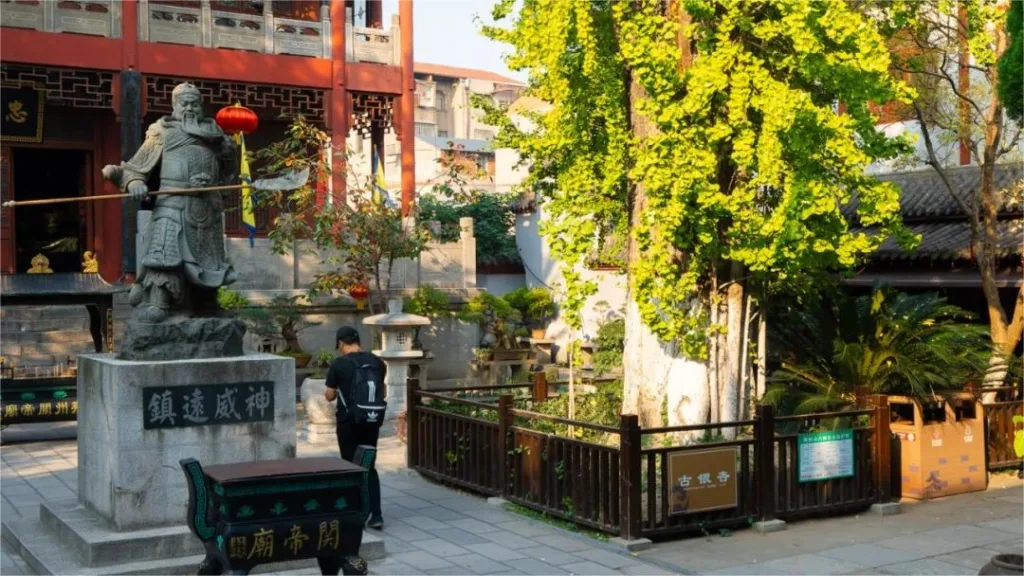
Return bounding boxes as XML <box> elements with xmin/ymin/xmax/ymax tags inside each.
<box><xmin>336</xmin><ymin>419</ymin><xmax>382</xmax><ymax>517</ymax></box>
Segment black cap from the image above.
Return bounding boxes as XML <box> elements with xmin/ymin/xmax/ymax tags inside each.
<box><xmin>336</xmin><ymin>326</ymin><xmax>361</xmax><ymax>346</ymax></box>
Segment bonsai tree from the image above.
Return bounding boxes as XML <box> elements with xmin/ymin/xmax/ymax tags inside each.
<box><xmin>504</xmin><ymin>287</ymin><xmax>555</xmax><ymax>335</ymax></box>
<box><xmin>241</xmin><ymin>295</ymin><xmax>321</xmax><ymax>356</ymax></box>
<box><xmin>460</xmin><ymin>292</ymin><xmax>521</xmax><ymax>350</ymax></box>
<box><xmin>404</xmin><ymin>285</ymin><xmax>455</xmax><ymax>349</ymax></box>
<box><xmin>764</xmin><ymin>287</ymin><xmax>991</xmax><ymax>415</ymax></box>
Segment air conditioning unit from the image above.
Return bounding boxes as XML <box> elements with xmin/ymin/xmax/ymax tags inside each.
<box><xmin>415</xmin><ymin>81</ymin><xmax>436</xmax><ymax>108</ymax></box>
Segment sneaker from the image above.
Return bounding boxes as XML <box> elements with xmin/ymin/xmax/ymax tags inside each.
<box><xmin>367</xmin><ymin>514</ymin><xmax>383</xmax><ymax>529</ymax></box>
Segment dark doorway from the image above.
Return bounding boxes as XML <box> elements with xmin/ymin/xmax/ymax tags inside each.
<box><xmin>13</xmin><ymin>148</ymin><xmax>87</xmax><ymax>274</ymax></box>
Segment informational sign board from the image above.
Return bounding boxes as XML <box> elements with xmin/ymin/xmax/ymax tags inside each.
<box><xmin>798</xmin><ymin>429</ymin><xmax>855</xmax><ymax>482</ymax></box>
<box><xmin>143</xmin><ymin>382</ymin><xmax>274</xmax><ymax>429</ymax></box>
<box><xmin>666</xmin><ymin>447</ymin><xmax>739</xmax><ymax>515</ymax></box>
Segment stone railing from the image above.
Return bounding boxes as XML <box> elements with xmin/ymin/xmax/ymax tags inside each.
<box><xmin>139</xmin><ymin>0</ymin><xmax>330</xmax><ymax>59</ymax></box>
<box><xmin>346</xmin><ymin>11</ymin><xmax>400</xmax><ymax>66</ymax></box>
<box><xmin>0</xmin><ymin>0</ymin><xmax>121</xmax><ymax>38</ymax></box>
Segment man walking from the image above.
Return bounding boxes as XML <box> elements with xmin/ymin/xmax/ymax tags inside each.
<box><xmin>324</xmin><ymin>326</ymin><xmax>387</xmax><ymax>529</ymax></box>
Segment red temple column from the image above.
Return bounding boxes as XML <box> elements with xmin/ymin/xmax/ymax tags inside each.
<box><xmin>330</xmin><ymin>0</ymin><xmax>349</xmax><ymax>203</ymax></box>
<box><xmin>399</xmin><ymin>0</ymin><xmax>414</xmax><ymax>216</ymax></box>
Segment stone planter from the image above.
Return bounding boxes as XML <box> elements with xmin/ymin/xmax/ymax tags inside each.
<box><xmin>979</xmin><ymin>554</ymin><xmax>1023</xmax><ymax>575</ymax></box>
<box><xmin>299</xmin><ymin>377</ymin><xmax>336</xmax><ymax>444</ymax></box>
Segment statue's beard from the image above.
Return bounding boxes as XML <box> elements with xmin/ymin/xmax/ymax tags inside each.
<box><xmin>182</xmin><ymin>115</ymin><xmax>199</xmax><ymax>128</ymax></box>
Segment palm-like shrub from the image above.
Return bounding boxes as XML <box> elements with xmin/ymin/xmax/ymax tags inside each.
<box><xmin>765</xmin><ymin>288</ymin><xmax>990</xmax><ymax>414</ymax></box>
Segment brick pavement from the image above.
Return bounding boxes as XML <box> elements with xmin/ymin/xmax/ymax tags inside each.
<box><xmin>0</xmin><ymin>424</ymin><xmax>668</xmax><ymax>575</ymax></box>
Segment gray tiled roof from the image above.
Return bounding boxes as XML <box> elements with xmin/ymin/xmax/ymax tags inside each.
<box><xmin>845</xmin><ymin>163</ymin><xmax>1023</xmax><ymax>219</ymax></box>
<box><xmin>851</xmin><ymin>163</ymin><xmax>1023</xmax><ymax>261</ymax></box>
<box><xmin>867</xmin><ymin>219</ymin><xmax>1023</xmax><ymax>261</ymax></box>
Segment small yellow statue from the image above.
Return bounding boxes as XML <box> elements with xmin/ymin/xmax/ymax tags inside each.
<box><xmin>27</xmin><ymin>254</ymin><xmax>52</xmax><ymax>274</ymax></box>
<box><xmin>82</xmin><ymin>251</ymin><xmax>99</xmax><ymax>273</ymax></box>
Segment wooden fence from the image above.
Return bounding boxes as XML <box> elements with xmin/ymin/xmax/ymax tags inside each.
<box><xmin>406</xmin><ymin>378</ymin><xmax>898</xmax><ymax>540</ymax></box>
<box><xmin>981</xmin><ymin>384</ymin><xmax>1024</xmax><ymax>472</ymax></box>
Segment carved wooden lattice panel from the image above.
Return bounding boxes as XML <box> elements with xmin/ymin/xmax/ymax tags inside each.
<box><xmin>0</xmin><ymin>65</ymin><xmax>114</xmax><ymax>109</ymax></box>
<box><xmin>145</xmin><ymin>76</ymin><xmax>326</xmax><ymax>124</ymax></box>
<box><xmin>350</xmin><ymin>92</ymin><xmax>395</xmax><ymax>136</ymax></box>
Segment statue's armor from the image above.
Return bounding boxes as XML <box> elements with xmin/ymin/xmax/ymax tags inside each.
<box><xmin>141</xmin><ymin>129</ymin><xmax>232</xmax><ymax>289</ymax></box>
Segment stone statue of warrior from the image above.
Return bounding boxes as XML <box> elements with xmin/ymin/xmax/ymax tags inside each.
<box><xmin>104</xmin><ymin>82</ymin><xmax>238</xmax><ymax>323</ymax></box>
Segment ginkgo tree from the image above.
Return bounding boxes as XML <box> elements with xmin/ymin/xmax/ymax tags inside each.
<box><xmin>481</xmin><ymin>0</ymin><xmax>917</xmax><ymax>433</ymax></box>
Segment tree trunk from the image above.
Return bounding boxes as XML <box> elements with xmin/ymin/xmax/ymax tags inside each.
<box><xmin>623</xmin><ymin>299</ymin><xmax>674</xmax><ymax>427</ymax></box>
<box><xmin>756</xmin><ymin>306</ymin><xmax>767</xmax><ymax>400</ymax></box>
<box><xmin>666</xmin><ymin>348</ymin><xmax>709</xmax><ymax>445</ymax></box>
<box><xmin>718</xmin><ymin>262</ymin><xmax>744</xmax><ymax>438</ymax></box>
<box><xmin>739</xmin><ymin>291</ymin><xmax>753</xmax><ymax>420</ymax></box>
<box><xmin>622</xmin><ymin>46</ymin><xmax>669</xmax><ymax>428</ymax></box>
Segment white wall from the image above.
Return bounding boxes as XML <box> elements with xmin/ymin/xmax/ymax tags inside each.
<box><xmin>516</xmin><ymin>208</ymin><xmax>626</xmax><ymax>353</ymax></box>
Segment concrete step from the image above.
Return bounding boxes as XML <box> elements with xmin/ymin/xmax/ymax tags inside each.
<box><xmin>3</xmin><ymin>511</ymin><xmax>386</xmax><ymax>576</ymax></box>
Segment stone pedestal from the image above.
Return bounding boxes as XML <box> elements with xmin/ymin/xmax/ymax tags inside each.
<box><xmin>299</xmin><ymin>377</ymin><xmax>337</xmax><ymax>443</ymax></box>
<box><xmin>78</xmin><ymin>353</ymin><xmax>296</xmax><ymax>529</ymax></box>
<box><xmin>0</xmin><ymin>353</ymin><xmax>394</xmax><ymax>576</ymax></box>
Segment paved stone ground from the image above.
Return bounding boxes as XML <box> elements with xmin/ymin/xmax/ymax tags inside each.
<box><xmin>0</xmin><ymin>423</ymin><xmax>667</xmax><ymax>575</ymax></box>
<box><xmin>635</xmin><ymin>473</ymin><xmax>1024</xmax><ymax>575</ymax></box>
<box><xmin>3</xmin><ymin>421</ymin><xmax>1022</xmax><ymax>575</ymax></box>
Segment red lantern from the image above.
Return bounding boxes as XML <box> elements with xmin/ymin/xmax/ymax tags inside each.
<box><xmin>348</xmin><ymin>284</ymin><xmax>369</xmax><ymax>310</ymax></box>
<box><xmin>215</xmin><ymin>103</ymin><xmax>259</xmax><ymax>135</ymax></box>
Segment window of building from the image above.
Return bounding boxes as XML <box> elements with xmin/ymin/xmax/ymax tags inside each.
<box><xmin>475</xmin><ymin>153</ymin><xmax>489</xmax><ymax>173</ymax></box>
<box><xmin>473</xmin><ymin>129</ymin><xmax>494</xmax><ymax>140</ymax></box>
<box><xmin>436</xmin><ymin>92</ymin><xmax>447</xmax><ymax>111</ymax></box>
<box><xmin>415</xmin><ymin>123</ymin><xmax>437</xmax><ymax>138</ymax></box>
<box><xmin>438</xmin><ymin>130</ymin><xmax>449</xmax><ymax>139</ymax></box>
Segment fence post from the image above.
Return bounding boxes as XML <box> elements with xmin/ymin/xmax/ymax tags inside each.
<box><xmin>406</xmin><ymin>368</ymin><xmax>419</xmax><ymax>468</ymax></box>
<box><xmin>618</xmin><ymin>414</ymin><xmax>642</xmax><ymax>540</ymax></box>
<box><xmin>497</xmin><ymin>394</ymin><xmax>512</xmax><ymax>498</ymax></box>
<box><xmin>872</xmin><ymin>394</ymin><xmax>892</xmax><ymax>503</ymax></box>
<box><xmin>532</xmin><ymin>371</ymin><xmax>548</xmax><ymax>404</ymax></box>
<box><xmin>754</xmin><ymin>404</ymin><xmax>776</xmax><ymax>523</ymax></box>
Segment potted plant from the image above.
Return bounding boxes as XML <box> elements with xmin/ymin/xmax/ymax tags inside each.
<box><xmin>504</xmin><ymin>287</ymin><xmax>555</xmax><ymax>339</ymax></box>
<box><xmin>765</xmin><ymin>288</ymin><xmax>991</xmax><ymax>499</ymax></box>
<box><xmin>459</xmin><ymin>292</ymin><xmax>522</xmax><ymax>353</ymax></box>
<box><xmin>310</xmin><ymin>348</ymin><xmax>336</xmax><ymax>379</ymax></box>
<box><xmin>238</xmin><ymin>295</ymin><xmax>322</xmax><ymax>368</ymax></box>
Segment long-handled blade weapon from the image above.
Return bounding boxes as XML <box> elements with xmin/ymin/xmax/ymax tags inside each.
<box><xmin>0</xmin><ymin>167</ymin><xmax>310</xmax><ymax>208</ymax></box>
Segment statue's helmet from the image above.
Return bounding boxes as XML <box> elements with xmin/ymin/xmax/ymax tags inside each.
<box><xmin>171</xmin><ymin>82</ymin><xmax>201</xmax><ymax>106</ymax></box>
<box><xmin>171</xmin><ymin>83</ymin><xmax>203</xmax><ymax>119</ymax></box>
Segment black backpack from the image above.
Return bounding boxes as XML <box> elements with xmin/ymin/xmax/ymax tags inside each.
<box><xmin>340</xmin><ymin>360</ymin><xmax>387</xmax><ymax>425</ymax></box>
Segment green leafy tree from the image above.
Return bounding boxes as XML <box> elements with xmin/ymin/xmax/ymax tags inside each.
<box><xmin>482</xmin><ymin>0</ymin><xmax>915</xmax><ymax>428</ymax></box>
<box><xmin>878</xmin><ymin>0</ymin><xmax>1023</xmax><ymax>393</ymax></box>
<box><xmin>417</xmin><ymin>192</ymin><xmax>520</xmax><ymax>267</ymax></box>
<box><xmin>998</xmin><ymin>0</ymin><xmax>1023</xmax><ymax>123</ymax></box>
<box><xmin>252</xmin><ymin>118</ymin><xmax>428</xmax><ymax>315</ymax></box>
<box><xmin>765</xmin><ymin>288</ymin><xmax>990</xmax><ymax>414</ymax></box>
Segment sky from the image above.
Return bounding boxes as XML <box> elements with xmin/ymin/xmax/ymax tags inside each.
<box><xmin>381</xmin><ymin>0</ymin><xmax>527</xmax><ymax>82</ymax></box>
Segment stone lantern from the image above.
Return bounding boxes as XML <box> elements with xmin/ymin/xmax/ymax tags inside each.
<box><xmin>363</xmin><ymin>299</ymin><xmax>430</xmax><ymax>422</ymax></box>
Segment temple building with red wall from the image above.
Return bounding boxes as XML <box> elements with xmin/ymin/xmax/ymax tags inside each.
<box><xmin>0</xmin><ymin>0</ymin><xmax>416</xmax><ymax>283</ymax></box>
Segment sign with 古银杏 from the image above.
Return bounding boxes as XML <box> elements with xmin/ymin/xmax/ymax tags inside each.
<box><xmin>798</xmin><ymin>429</ymin><xmax>855</xmax><ymax>482</ymax></box>
<box><xmin>143</xmin><ymin>382</ymin><xmax>274</xmax><ymax>429</ymax></box>
<box><xmin>667</xmin><ymin>447</ymin><xmax>739</xmax><ymax>515</ymax></box>
<box><xmin>1</xmin><ymin>87</ymin><xmax>44</xmax><ymax>144</ymax></box>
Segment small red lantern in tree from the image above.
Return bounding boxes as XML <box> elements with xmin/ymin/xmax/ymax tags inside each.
<box><xmin>348</xmin><ymin>283</ymin><xmax>369</xmax><ymax>311</ymax></box>
<box><xmin>215</xmin><ymin>103</ymin><xmax>259</xmax><ymax>135</ymax></box>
